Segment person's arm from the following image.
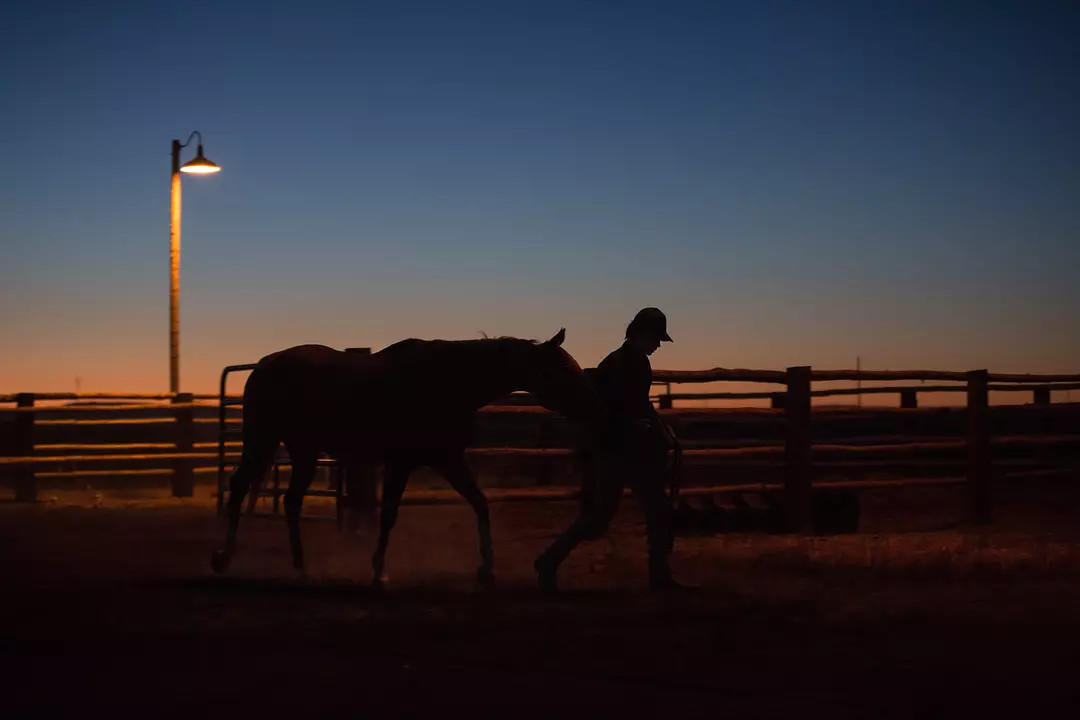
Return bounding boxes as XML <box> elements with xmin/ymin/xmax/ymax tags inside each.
<box><xmin>621</xmin><ymin>378</ymin><xmax>653</xmax><ymax>420</ymax></box>
<box><xmin>628</xmin><ymin>356</ymin><xmax>666</xmax><ymax>432</ymax></box>
<box><xmin>629</xmin><ymin>354</ymin><xmax>656</xmax><ymax>420</ymax></box>
<box><xmin>641</xmin><ymin>358</ymin><xmax>676</xmax><ymax>447</ymax></box>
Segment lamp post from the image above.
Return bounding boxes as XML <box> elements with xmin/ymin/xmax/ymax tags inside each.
<box><xmin>169</xmin><ymin>131</ymin><xmax>220</xmax><ymax>393</ymax></box>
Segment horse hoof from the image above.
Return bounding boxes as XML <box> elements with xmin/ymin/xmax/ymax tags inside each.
<box><xmin>210</xmin><ymin>550</ymin><xmax>230</xmax><ymax>574</ymax></box>
<box><xmin>476</xmin><ymin>567</ymin><xmax>496</xmax><ymax>590</ymax></box>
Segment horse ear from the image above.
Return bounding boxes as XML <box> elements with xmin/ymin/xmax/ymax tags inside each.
<box><xmin>545</xmin><ymin>328</ymin><xmax>566</xmax><ymax>347</ymax></box>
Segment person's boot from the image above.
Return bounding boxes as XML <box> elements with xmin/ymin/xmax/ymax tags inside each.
<box><xmin>648</xmin><ymin>558</ymin><xmax>698</xmax><ymax>591</ymax></box>
<box><xmin>650</xmin><ymin>575</ymin><xmax>699</xmax><ymax>591</ymax></box>
<box><xmin>534</xmin><ymin>555</ymin><xmax>559</xmax><ymax>594</ymax></box>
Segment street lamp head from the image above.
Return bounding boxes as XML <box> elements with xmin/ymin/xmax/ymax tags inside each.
<box><xmin>179</xmin><ymin>144</ymin><xmax>221</xmax><ymax>174</ymax></box>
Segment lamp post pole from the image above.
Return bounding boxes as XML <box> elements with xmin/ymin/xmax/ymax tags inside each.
<box><xmin>169</xmin><ymin>140</ymin><xmax>183</xmax><ymax>394</ymax></box>
<box><xmin>168</xmin><ymin>131</ymin><xmax>220</xmax><ymax>394</ymax></box>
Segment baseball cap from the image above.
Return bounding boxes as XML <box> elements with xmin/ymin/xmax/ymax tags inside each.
<box><xmin>629</xmin><ymin>307</ymin><xmax>673</xmax><ymax>342</ymax></box>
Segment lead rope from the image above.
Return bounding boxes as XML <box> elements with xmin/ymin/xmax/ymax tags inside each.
<box><xmin>668</xmin><ymin>435</ymin><xmax>682</xmax><ymax>505</ymax></box>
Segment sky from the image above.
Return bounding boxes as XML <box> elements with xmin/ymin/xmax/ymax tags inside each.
<box><xmin>3</xmin><ymin>0</ymin><xmax>1078</xmax><ymax>398</ymax></box>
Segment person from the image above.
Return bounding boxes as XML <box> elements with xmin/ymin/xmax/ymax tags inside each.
<box><xmin>535</xmin><ymin>307</ymin><xmax>691</xmax><ymax>591</ymax></box>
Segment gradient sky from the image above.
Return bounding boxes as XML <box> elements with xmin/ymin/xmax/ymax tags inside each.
<box><xmin>3</xmin><ymin>0</ymin><xmax>1078</xmax><ymax>396</ymax></box>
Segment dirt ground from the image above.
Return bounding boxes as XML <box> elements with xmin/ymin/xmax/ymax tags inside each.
<box><xmin>4</xmin><ymin>480</ymin><xmax>1080</xmax><ymax>718</ymax></box>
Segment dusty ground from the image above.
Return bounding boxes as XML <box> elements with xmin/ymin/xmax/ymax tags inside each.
<box><xmin>4</xmin><ymin>480</ymin><xmax>1080</xmax><ymax>718</ymax></box>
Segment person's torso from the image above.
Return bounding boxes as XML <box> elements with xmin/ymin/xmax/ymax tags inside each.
<box><xmin>594</xmin><ymin>342</ymin><xmax>653</xmax><ymax>422</ymax></box>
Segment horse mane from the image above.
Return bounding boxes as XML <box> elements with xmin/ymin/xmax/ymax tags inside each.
<box><xmin>376</xmin><ymin>337</ymin><xmax>540</xmax><ymax>370</ymax></box>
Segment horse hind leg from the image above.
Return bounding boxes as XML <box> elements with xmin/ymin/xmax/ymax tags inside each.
<box><xmin>211</xmin><ymin>439</ymin><xmax>275</xmax><ymax>574</ymax></box>
<box><xmin>439</xmin><ymin>453</ymin><xmax>494</xmax><ymax>589</ymax></box>
<box><xmin>283</xmin><ymin>447</ymin><xmax>317</xmax><ymax>572</ymax></box>
<box><xmin>245</xmin><ymin>471</ymin><xmax>264</xmax><ymax>515</ymax></box>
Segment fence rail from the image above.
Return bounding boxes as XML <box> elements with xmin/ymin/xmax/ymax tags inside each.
<box><xmin>3</xmin><ymin>364</ymin><xmax>1079</xmax><ymax>530</ymax></box>
<box><xmin>651</xmin><ymin>368</ymin><xmax>1080</xmax><ymax>384</ymax></box>
<box><xmin>0</xmin><ymin>392</ymin><xmax>222</xmax><ymax>402</ymax></box>
<box><xmin>655</xmin><ymin>383</ymin><xmax>1080</xmax><ymax>409</ymax></box>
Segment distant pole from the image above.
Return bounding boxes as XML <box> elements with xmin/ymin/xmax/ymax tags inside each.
<box><xmin>856</xmin><ymin>355</ymin><xmax>861</xmax><ymax>408</ymax></box>
<box><xmin>169</xmin><ymin>139</ymin><xmax>182</xmax><ymax>394</ymax></box>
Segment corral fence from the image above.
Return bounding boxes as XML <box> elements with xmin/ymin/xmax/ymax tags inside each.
<box><xmin>652</xmin><ymin>367</ymin><xmax>1080</xmax><ymax>528</ymax></box>
<box><xmin>2</xmin><ymin>364</ymin><xmax>1078</xmax><ymax>531</ymax></box>
<box><xmin>652</xmin><ymin>369</ymin><xmax>1080</xmax><ymax>410</ymax></box>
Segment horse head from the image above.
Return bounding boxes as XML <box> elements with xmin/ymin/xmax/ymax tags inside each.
<box><xmin>521</xmin><ymin>329</ymin><xmax>607</xmax><ymax>427</ymax></box>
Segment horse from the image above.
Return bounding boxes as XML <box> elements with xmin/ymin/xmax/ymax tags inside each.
<box><xmin>210</xmin><ymin>329</ymin><xmax>606</xmax><ymax>588</ymax></box>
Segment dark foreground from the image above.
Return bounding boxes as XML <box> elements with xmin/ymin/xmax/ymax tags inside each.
<box><xmin>4</xmin><ymin>481</ymin><xmax>1080</xmax><ymax>718</ymax></box>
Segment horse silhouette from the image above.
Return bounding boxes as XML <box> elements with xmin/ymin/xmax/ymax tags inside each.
<box><xmin>210</xmin><ymin>329</ymin><xmax>605</xmax><ymax>588</ymax></box>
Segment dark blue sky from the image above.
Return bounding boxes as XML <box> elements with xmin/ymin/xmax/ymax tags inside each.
<box><xmin>3</xmin><ymin>1</ymin><xmax>1078</xmax><ymax>392</ymax></box>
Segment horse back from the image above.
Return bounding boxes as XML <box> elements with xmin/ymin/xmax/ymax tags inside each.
<box><xmin>245</xmin><ymin>343</ymin><xmax>474</xmax><ymax>454</ymax></box>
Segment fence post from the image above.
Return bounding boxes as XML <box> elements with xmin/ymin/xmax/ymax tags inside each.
<box><xmin>172</xmin><ymin>393</ymin><xmax>195</xmax><ymax>497</ymax></box>
<box><xmin>770</xmin><ymin>393</ymin><xmax>786</xmax><ymax>410</ymax></box>
<box><xmin>966</xmin><ymin>370</ymin><xmax>991</xmax><ymax>524</ymax></box>
<box><xmin>1033</xmin><ymin>387</ymin><xmax>1050</xmax><ymax>405</ymax></box>
<box><xmin>14</xmin><ymin>393</ymin><xmax>36</xmax><ymax>502</ymax></box>
<box><xmin>900</xmin><ymin>389</ymin><xmax>918</xmax><ymax>409</ymax></box>
<box><xmin>658</xmin><ymin>394</ymin><xmax>673</xmax><ymax>410</ymax></box>
<box><xmin>784</xmin><ymin>366</ymin><xmax>812</xmax><ymax>532</ymax></box>
<box><xmin>536</xmin><ymin>418</ymin><xmax>553</xmax><ymax>486</ymax></box>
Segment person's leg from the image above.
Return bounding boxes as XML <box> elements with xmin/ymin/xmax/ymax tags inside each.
<box><xmin>629</xmin><ymin>434</ymin><xmax>694</xmax><ymax>589</ymax></box>
<box><xmin>534</xmin><ymin>449</ymin><xmax>624</xmax><ymax>590</ymax></box>
<box><xmin>630</xmin><ymin>455</ymin><xmax>675</xmax><ymax>586</ymax></box>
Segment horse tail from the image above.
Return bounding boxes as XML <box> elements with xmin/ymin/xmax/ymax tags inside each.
<box><xmin>212</xmin><ymin>365</ymin><xmax>283</xmax><ymax>573</ymax></box>
<box><xmin>228</xmin><ymin>367</ymin><xmax>279</xmax><ymax>506</ymax></box>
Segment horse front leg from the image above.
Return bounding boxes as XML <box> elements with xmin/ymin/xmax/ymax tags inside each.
<box><xmin>283</xmin><ymin>448</ymin><xmax>316</xmax><ymax>573</ymax></box>
<box><xmin>439</xmin><ymin>453</ymin><xmax>494</xmax><ymax>589</ymax></box>
<box><xmin>371</xmin><ymin>460</ymin><xmax>409</xmax><ymax>589</ymax></box>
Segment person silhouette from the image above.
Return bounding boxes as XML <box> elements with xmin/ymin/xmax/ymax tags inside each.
<box><xmin>535</xmin><ymin>307</ymin><xmax>691</xmax><ymax>590</ymax></box>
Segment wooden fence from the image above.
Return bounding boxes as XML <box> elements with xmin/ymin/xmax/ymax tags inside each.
<box><xmin>2</xmin><ymin>365</ymin><xmax>1078</xmax><ymax>530</ymax></box>
<box><xmin>651</xmin><ymin>367</ymin><xmax>1080</xmax><ymax>528</ymax></box>
<box><xmin>652</xmin><ymin>369</ymin><xmax>1080</xmax><ymax>409</ymax></box>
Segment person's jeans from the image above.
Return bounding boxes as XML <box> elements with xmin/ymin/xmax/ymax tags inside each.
<box><xmin>538</xmin><ymin>422</ymin><xmax>674</xmax><ymax>581</ymax></box>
